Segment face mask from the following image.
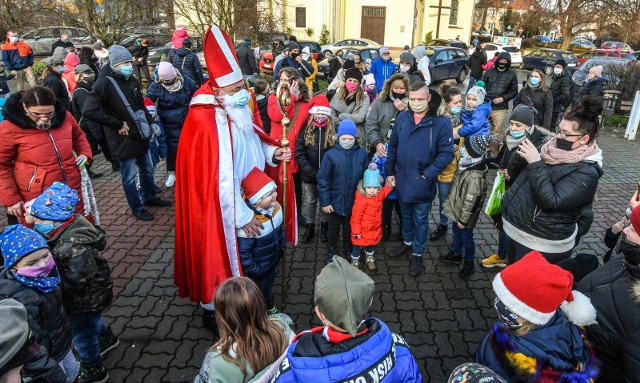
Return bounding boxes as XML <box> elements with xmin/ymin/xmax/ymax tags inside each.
<box><xmin>82</xmin><ymin>74</ymin><xmax>95</xmax><ymax>84</ymax></box>
<box><xmin>57</xmin><ymin>66</ymin><xmax>66</xmax><ymax>74</ymax></box>
<box><xmin>494</xmin><ymin>298</ymin><xmax>523</xmax><ymax>328</ymax></box>
<box><xmin>313</xmin><ymin>115</ymin><xmax>328</xmax><ymax>127</ymax></box>
<box><xmin>366</xmin><ymin>84</ymin><xmax>376</xmax><ymax>91</ymax></box>
<box><xmin>301</xmin><ymin>53</ymin><xmax>309</xmax><ymax>60</ymax></box>
<box><xmin>15</xmin><ymin>255</ymin><xmax>56</xmax><ymax>278</ymax></box>
<box><xmin>290</xmin><ymin>52</ymin><xmax>299</xmax><ymax>60</ymax></box>
<box><xmin>9</xmin><ymin>36</ymin><xmax>19</xmax><ymax>43</ymax></box>
<box><xmin>223</xmin><ymin>89</ymin><xmax>250</xmax><ymax>108</ymax></box>
<box><xmin>619</xmin><ymin>235</ymin><xmax>640</xmax><ymax>264</ymax></box>
<box><xmin>459</xmin><ymin>146</ymin><xmax>467</xmax><ymax>158</ymax></box>
<box><xmin>345</xmin><ymin>82</ymin><xmax>359</xmax><ymax>93</ymax></box>
<box><xmin>556</xmin><ymin>137</ymin><xmax>576</xmax><ymax>151</ymax></box>
<box><xmin>382</xmin><ymin>55</ymin><xmax>390</xmax><ymax>61</ymax></box>
<box><xmin>35</xmin><ymin>120</ymin><xmax>52</xmax><ymax>130</ymax></box>
<box><xmin>34</xmin><ymin>222</ymin><xmax>56</xmax><ymax>235</ymax></box>
<box><xmin>409</xmin><ymin>100</ymin><xmax>429</xmax><ymax>113</ymax></box>
<box><xmin>496</xmin><ymin>62</ymin><xmax>507</xmax><ymax>72</ymax></box>
<box><xmin>450</xmin><ymin>106</ymin><xmax>462</xmax><ymax>115</ymax></box>
<box><xmin>62</xmin><ymin>38</ymin><xmax>69</xmax><ymax>43</ymax></box>
<box><xmin>510</xmin><ymin>130</ymin><xmax>526</xmax><ymax>139</ymax></box>
<box><xmin>118</xmin><ymin>65</ymin><xmax>133</xmax><ymax>78</ymax></box>
<box><xmin>339</xmin><ymin>138</ymin><xmax>355</xmax><ymax>150</ymax></box>
<box><xmin>12</xmin><ymin>256</ymin><xmax>60</xmax><ymax>294</ymax></box>
<box><xmin>529</xmin><ymin>77</ymin><xmax>541</xmax><ymax>87</ymax></box>
<box><xmin>400</xmin><ymin>64</ymin><xmax>411</xmax><ymax>73</ymax></box>
<box><xmin>392</xmin><ymin>91</ymin><xmax>406</xmax><ymax>100</ymax></box>
<box><xmin>553</xmin><ymin>67</ymin><xmax>563</xmax><ymax>75</ymax></box>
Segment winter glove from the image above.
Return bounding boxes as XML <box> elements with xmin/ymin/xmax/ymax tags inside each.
<box><xmin>151</xmin><ymin>123</ymin><xmax>162</xmax><ymax>139</ymax></box>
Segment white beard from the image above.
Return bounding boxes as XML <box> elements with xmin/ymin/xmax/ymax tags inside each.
<box><xmin>222</xmin><ymin>96</ymin><xmax>254</xmax><ymax>135</ymax></box>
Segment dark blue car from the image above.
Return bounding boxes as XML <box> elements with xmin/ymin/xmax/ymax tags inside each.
<box><xmin>522</xmin><ymin>48</ymin><xmax>579</xmax><ymax>75</ymax></box>
<box><xmin>426</xmin><ymin>47</ymin><xmax>469</xmax><ymax>83</ymax></box>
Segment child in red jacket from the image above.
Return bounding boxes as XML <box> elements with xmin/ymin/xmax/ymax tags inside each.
<box><xmin>350</xmin><ymin>165</ymin><xmax>393</xmax><ymax>271</ymax></box>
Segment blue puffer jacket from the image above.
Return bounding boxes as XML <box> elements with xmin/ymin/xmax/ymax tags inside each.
<box><xmin>475</xmin><ymin>312</ymin><xmax>598</xmax><ymax>383</ymax></box>
<box><xmin>458</xmin><ymin>102</ymin><xmax>491</xmax><ymax>137</ymax></box>
<box><xmin>317</xmin><ymin>142</ymin><xmax>369</xmax><ymax>216</ymax></box>
<box><xmin>370</xmin><ymin>58</ymin><xmax>397</xmax><ymax>92</ymax></box>
<box><xmin>384</xmin><ymin>111</ymin><xmax>454</xmax><ymax>203</ymax></box>
<box><xmin>237</xmin><ymin>202</ymin><xmax>284</xmax><ymax>279</ymax></box>
<box><xmin>271</xmin><ymin>318</ymin><xmax>422</xmax><ymax>383</ymax></box>
<box><xmin>145</xmin><ymin>75</ymin><xmax>198</xmax><ymax>155</ymax></box>
<box><xmin>168</xmin><ymin>48</ymin><xmax>205</xmax><ymax>86</ymax></box>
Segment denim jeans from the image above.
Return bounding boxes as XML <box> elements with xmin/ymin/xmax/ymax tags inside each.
<box><xmin>119</xmin><ymin>150</ymin><xmax>156</xmax><ymax>212</ymax></box>
<box><xmin>399</xmin><ymin>201</ymin><xmax>432</xmax><ymax>254</ymax></box>
<box><xmin>352</xmin><ymin>245</ymin><xmax>375</xmax><ymax>259</ymax></box>
<box><xmin>452</xmin><ymin>224</ymin><xmax>475</xmax><ymax>261</ymax></box>
<box><xmin>466</xmin><ymin>76</ymin><xmax>479</xmax><ymax>94</ymax></box>
<box><xmin>68</xmin><ymin>313</ymin><xmax>107</xmax><ymax>364</ymax></box>
<box><xmin>302</xmin><ymin>182</ymin><xmax>328</xmax><ymax>225</ymax></box>
<box><xmin>436</xmin><ymin>181</ymin><xmax>451</xmax><ymax>226</ymax></box>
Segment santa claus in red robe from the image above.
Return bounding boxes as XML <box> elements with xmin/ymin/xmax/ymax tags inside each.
<box><xmin>174</xmin><ymin>24</ymin><xmax>292</xmax><ymax>333</ymax></box>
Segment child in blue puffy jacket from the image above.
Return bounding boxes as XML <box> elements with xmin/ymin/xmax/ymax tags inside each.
<box><xmin>237</xmin><ymin>167</ymin><xmax>285</xmax><ymax>314</ymax></box>
<box><xmin>457</xmin><ymin>85</ymin><xmax>491</xmax><ymax>138</ymax></box>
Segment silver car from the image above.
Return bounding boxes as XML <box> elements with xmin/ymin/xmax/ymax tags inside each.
<box><xmin>21</xmin><ymin>26</ymin><xmax>94</xmax><ymax>56</ymax></box>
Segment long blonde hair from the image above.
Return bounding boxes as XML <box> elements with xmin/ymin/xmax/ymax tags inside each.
<box><xmin>338</xmin><ymin>82</ymin><xmax>365</xmax><ymax>105</ymax></box>
<box><xmin>304</xmin><ymin>117</ymin><xmax>336</xmax><ymax>148</ymax></box>
<box><xmin>213</xmin><ymin>277</ymin><xmax>288</xmax><ymax>376</ymax></box>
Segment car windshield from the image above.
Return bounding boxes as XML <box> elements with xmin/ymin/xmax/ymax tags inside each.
<box><xmin>503</xmin><ymin>46</ymin><xmax>519</xmax><ymax>52</ymax></box>
<box><xmin>562</xmin><ymin>53</ymin><xmax>577</xmax><ymax>60</ymax></box>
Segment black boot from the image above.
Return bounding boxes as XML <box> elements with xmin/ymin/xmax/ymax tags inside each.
<box><xmin>111</xmin><ymin>161</ymin><xmax>120</xmax><ymax>172</ymax></box>
<box><xmin>300</xmin><ymin>224</ymin><xmax>315</xmax><ymax>243</ymax></box>
<box><xmin>409</xmin><ymin>255</ymin><xmax>424</xmax><ymax>277</ymax></box>
<box><xmin>382</xmin><ymin>224</ymin><xmax>391</xmax><ymax>242</ymax></box>
<box><xmin>390</xmin><ymin>243</ymin><xmax>413</xmax><ymax>259</ymax></box>
<box><xmin>459</xmin><ymin>260</ymin><xmax>475</xmax><ymax>279</ymax></box>
<box><xmin>202</xmin><ymin>308</ymin><xmax>220</xmax><ymax>339</ymax></box>
<box><xmin>429</xmin><ymin>224</ymin><xmax>448</xmax><ymax>241</ymax></box>
<box><xmin>77</xmin><ymin>359</ymin><xmax>108</xmax><ymax>383</ymax></box>
<box><xmin>439</xmin><ymin>249</ymin><xmax>462</xmax><ymax>264</ymax></box>
<box><xmin>320</xmin><ymin>222</ymin><xmax>328</xmax><ymax>242</ymax></box>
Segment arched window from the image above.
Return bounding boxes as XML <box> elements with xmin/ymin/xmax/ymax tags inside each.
<box><xmin>449</xmin><ymin>0</ymin><xmax>459</xmax><ymax>25</ymax></box>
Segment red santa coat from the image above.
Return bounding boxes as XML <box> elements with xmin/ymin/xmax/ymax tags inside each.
<box><xmin>350</xmin><ymin>183</ymin><xmax>393</xmax><ymax>246</ymax></box>
<box><xmin>174</xmin><ymin>86</ymin><xmax>296</xmax><ymax>303</ymax></box>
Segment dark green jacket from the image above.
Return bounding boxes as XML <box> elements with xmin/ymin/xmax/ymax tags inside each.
<box><xmin>443</xmin><ymin>164</ymin><xmax>488</xmax><ymax>228</ymax></box>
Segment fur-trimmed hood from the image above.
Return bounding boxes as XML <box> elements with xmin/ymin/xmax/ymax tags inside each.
<box><xmin>632</xmin><ymin>280</ymin><xmax>640</xmax><ymax>304</ymax></box>
<box><xmin>1</xmin><ymin>91</ymin><xmax>68</xmax><ymax>130</ymax></box>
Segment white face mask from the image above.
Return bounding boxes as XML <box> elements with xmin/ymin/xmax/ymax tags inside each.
<box><xmin>553</xmin><ymin>67</ymin><xmax>563</xmax><ymax>75</ymax></box>
<box><xmin>339</xmin><ymin>138</ymin><xmax>355</xmax><ymax>150</ymax></box>
<box><xmin>301</xmin><ymin>53</ymin><xmax>309</xmax><ymax>60</ymax></box>
<box><xmin>400</xmin><ymin>64</ymin><xmax>411</xmax><ymax>73</ymax></box>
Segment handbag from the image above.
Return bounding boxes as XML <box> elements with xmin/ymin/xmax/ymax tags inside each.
<box><xmin>484</xmin><ymin>172</ymin><xmax>505</xmax><ymax>216</ymax></box>
<box><xmin>106</xmin><ymin>76</ymin><xmax>152</xmax><ymax>139</ymax></box>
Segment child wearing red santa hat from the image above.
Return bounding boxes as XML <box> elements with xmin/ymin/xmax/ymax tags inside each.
<box><xmin>475</xmin><ymin>251</ymin><xmax>599</xmax><ymax>383</ymax></box>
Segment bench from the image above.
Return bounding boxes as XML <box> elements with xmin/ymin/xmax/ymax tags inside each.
<box><xmin>621</xmin><ymin>100</ymin><xmax>633</xmax><ymax>115</ymax></box>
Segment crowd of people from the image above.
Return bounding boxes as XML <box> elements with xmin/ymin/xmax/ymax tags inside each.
<box><xmin>0</xmin><ymin>23</ymin><xmax>637</xmax><ymax>383</ymax></box>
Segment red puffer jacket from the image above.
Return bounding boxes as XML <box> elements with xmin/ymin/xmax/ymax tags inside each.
<box><xmin>0</xmin><ymin>93</ymin><xmax>92</xmax><ymax>211</ymax></box>
<box><xmin>267</xmin><ymin>92</ymin><xmax>311</xmax><ymax>174</ymax></box>
<box><xmin>351</xmin><ymin>182</ymin><xmax>393</xmax><ymax>246</ymax></box>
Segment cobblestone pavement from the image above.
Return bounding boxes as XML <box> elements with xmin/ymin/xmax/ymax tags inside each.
<box><xmin>0</xmin><ymin>130</ymin><xmax>638</xmax><ymax>382</ymax></box>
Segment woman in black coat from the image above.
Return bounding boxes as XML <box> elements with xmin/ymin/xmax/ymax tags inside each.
<box><xmin>41</xmin><ymin>56</ymin><xmax>70</xmax><ymax>111</ymax></box>
<box><xmin>513</xmin><ymin>69</ymin><xmax>554</xmax><ymax>138</ymax></box>
<box><xmin>501</xmin><ymin>96</ymin><xmax>604</xmax><ymax>264</ymax></box>
<box><xmin>572</xmin><ymin>65</ymin><xmax>607</xmax><ymax>106</ymax></box>
<box><xmin>78</xmin><ymin>47</ymin><xmax>99</xmax><ymax>77</ymax></box>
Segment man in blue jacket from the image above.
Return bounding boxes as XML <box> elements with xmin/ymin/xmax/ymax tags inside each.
<box><xmin>0</xmin><ymin>30</ymin><xmax>36</xmax><ymax>91</ymax></box>
<box><xmin>272</xmin><ymin>41</ymin><xmax>315</xmax><ymax>83</ymax></box>
<box><xmin>271</xmin><ymin>256</ymin><xmax>423</xmax><ymax>383</ymax></box>
<box><xmin>369</xmin><ymin>47</ymin><xmax>396</xmax><ymax>93</ymax></box>
<box><xmin>385</xmin><ymin>81</ymin><xmax>454</xmax><ymax>277</ymax></box>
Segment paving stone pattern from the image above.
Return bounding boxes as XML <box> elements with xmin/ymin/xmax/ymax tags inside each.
<box><xmin>0</xmin><ymin>131</ymin><xmax>637</xmax><ymax>382</ymax></box>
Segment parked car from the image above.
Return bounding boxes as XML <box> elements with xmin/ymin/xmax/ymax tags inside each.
<box><xmin>577</xmin><ymin>49</ymin><xmax>637</xmax><ymax>66</ymax></box>
<box><xmin>147</xmin><ymin>38</ymin><xmax>203</xmax><ymax>67</ymax></box>
<box><xmin>569</xmin><ymin>39</ymin><xmax>596</xmax><ymax>50</ymax></box>
<box><xmin>552</xmin><ymin>37</ymin><xmax>564</xmax><ymax>44</ymax></box>
<box><xmin>472</xmin><ymin>30</ymin><xmax>492</xmax><ymax>37</ymax></box>
<box><xmin>426</xmin><ymin>47</ymin><xmax>469</xmax><ymax>83</ymax></box>
<box><xmin>20</xmin><ymin>26</ymin><xmax>94</xmax><ymax>56</ymax></box>
<box><xmin>426</xmin><ymin>39</ymin><xmax>469</xmax><ymax>51</ymax></box>
<box><xmin>469</xmin><ymin>43</ymin><xmax>522</xmax><ymax>68</ymax></box>
<box><xmin>522</xmin><ymin>48</ymin><xmax>579</xmax><ymax>75</ymax></box>
<box><xmin>316</xmin><ymin>46</ymin><xmax>386</xmax><ymax>79</ymax></box>
<box><xmin>572</xmin><ymin>57</ymin><xmax>632</xmax><ymax>87</ymax></box>
<box><xmin>600</xmin><ymin>41</ymin><xmax>633</xmax><ymax>53</ymax></box>
<box><xmin>534</xmin><ymin>35</ymin><xmax>552</xmax><ymax>43</ymax></box>
<box><xmin>321</xmin><ymin>38</ymin><xmax>380</xmax><ymax>58</ymax></box>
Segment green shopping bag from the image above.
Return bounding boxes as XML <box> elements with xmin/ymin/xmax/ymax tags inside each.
<box><xmin>485</xmin><ymin>172</ymin><xmax>506</xmax><ymax>216</ymax></box>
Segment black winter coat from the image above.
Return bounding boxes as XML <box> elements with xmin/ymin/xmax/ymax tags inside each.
<box><xmin>82</xmin><ymin>65</ymin><xmax>153</xmax><ymax>160</ymax></box>
<box><xmin>257</xmin><ymin>95</ymin><xmax>271</xmax><ymax>135</ymax></box>
<box><xmin>0</xmin><ymin>270</ymin><xmax>71</xmax><ymax>382</ymax></box>
<box><xmin>328</xmin><ymin>57</ymin><xmax>343</xmax><ymax>80</ymax></box>
<box><xmin>573</xmin><ymin>76</ymin><xmax>607</xmax><ymax>105</ymax></box>
<box><xmin>130</xmin><ymin>45</ymin><xmax>149</xmax><ymax>66</ymax></box>
<box><xmin>71</xmin><ymin>81</ymin><xmax>104</xmax><ymax>141</ymax></box>
<box><xmin>502</xmin><ymin>155</ymin><xmax>602</xmax><ymax>241</ymax></box>
<box><xmin>42</xmin><ymin>71</ymin><xmax>70</xmax><ymax>111</ymax></box>
<box><xmin>47</xmin><ymin>215</ymin><xmax>113</xmax><ymax>315</ymax></box>
<box><xmin>79</xmin><ymin>53</ymin><xmax>100</xmax><ymax>77</ymax></box>
<box><xmin>295</xmin><ymin>125</ymin><xmax>330</xmax><ymax>183</ymax></box>
<box><xmin>481</xmin><ymin>52</ymin><xmax>519</xmax><ymax>110</ymax></box>
<box><xmin>145</xmin><ymin>75</ymin><xmax>198</xmax><ymax>155</ymax></box>
<box><xmin>235</xmin><ymin>44</ymin><xmax>258</xmax><ymax>75</ymax></box>
<box><xmin>168</xmin><ymin>48</ymin><xmax>205</xmax><ymax>86</ymax></box>
<box><xmin>578</xmin><ymin>248</ymin><xmax>640</xmax><ymax>383</ymax></box>
<box><xmin>467</xmin><ymin>49</ymin><xmax>487</xmax><ymax>78</ymax></box>
<box><xmin>550</xmin><ymin>70</ymin><xmax>572</xmax><ymax>111</ymax></box>
<box><xmin>492</xmin><ymin>128</ymin><xmax>546</xmax><ymax>188</ymax></box>
<box><xmin>513</xmin><ymin>86</ymin><xmax>554</xmax><ymax>130</ymax></box>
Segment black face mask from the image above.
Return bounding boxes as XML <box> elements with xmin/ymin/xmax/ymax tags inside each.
<box><xmin>619</xmin><ymin>235</ymin><xmax>640</xmax><ymax>264</ymax></box>
<box><xmin>556</xmin><ymin>138</ymin><xmax>576</xmax><ymax>151</ymax></box>
<box><xmin>496</xmin><ymin>62</ymin><xmax>508</xmax><ymax>72</ymax></box>
<box><xmin>290</xmin><ymin>52</ymin><xmax>299</xmax><ymax>60</ymax></box>
<box><xmin>391</xmin><ymin>91</ymin><xmax>406</xmax><ymax>100</ymax></box>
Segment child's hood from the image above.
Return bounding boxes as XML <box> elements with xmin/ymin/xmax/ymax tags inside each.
<box><xmin>49</xmin><ymin>215</ymin><xmax>105</xmax><ymax>245</ymax></box>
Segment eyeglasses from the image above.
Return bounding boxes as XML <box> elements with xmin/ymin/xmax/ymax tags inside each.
<box><xmin>26</xmin><ymin>110</ymin><xmax>55</xmax><ymax>119</ymax></box>
<box><xmin>558</xmin><ymin>130</ymin><xmax>583</xmax><ymax>139</ymax></box>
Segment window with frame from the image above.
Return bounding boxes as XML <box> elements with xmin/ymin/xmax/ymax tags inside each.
<box><xmin>295</xmin><ymin>7</ymin><xmax>306</xmax><ymax>28</ymax></box>
<box><xmin>449</xmin><ymin>0</ymin><xmax>459</xmax><ymax>25</ymax></box>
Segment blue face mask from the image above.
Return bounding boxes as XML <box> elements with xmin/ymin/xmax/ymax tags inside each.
<box><xmin>459</xmin><ymin>146</ymin><xmax>467</xmax><ymax>158</ymax></box>
<box><xmin>57</xmin><ymin>66</ymin><xmax>66</xmax><ymax>74</ymax></box>
<box><xmin>231</xmin><ymin>89</ymin><xmax>250</xmax><ymax>108</ymax></box>
<box><xmin>9</xmin><ymin>36</ymin><xmax>19</xmax><ymax>43</ymax></box>
<box><xmin>118</xmin><ymin>65</ymin><xmax>133</xmax><ymax>78</ymax></box>
<box><xmin>528</xmin><ymin>77</ymin><xmax>541</xmax><ymax>87</ymax></box>
<box><xmin>34</xmin><ymin>222</ymin><xmax>56</xmax><ymax>235</ymax></box>
<box><xmin>510</xmin><ymin>130</ymin><xmax>526</xmax><ymax>139</ymax></box>
<box><xmin>450</xmin><ymin>106</ymin><xmax>462</xmax><ymax>115</ymax></box>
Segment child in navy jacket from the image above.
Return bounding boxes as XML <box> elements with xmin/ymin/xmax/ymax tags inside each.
<box><xmin>237</xmin><ymin>167</ymin><xmax>285</xmax><ymax>314</ymax></box>
<box><xmin>317</xmin><ymin>120</ymin><xmax>369</xmax><ymax>263</ymax></box>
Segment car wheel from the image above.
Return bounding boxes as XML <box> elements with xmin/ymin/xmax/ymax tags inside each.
<box><xmin>456</xmin><ymin>68</ymin><xmax>467</xmax><ymax>83</ymax></box>
<box><xmin>323</xmin><ymin>50</ymin><xmax>333</xmax><ymax>60</ymax></box>
<box><xmin>544</xmin><ymin>66</ymin><xmax>553</xmax><ymax>76</ymax></box>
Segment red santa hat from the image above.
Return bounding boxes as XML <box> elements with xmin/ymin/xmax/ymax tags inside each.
<box><xmin>203</xmin><ymin>25</ymin><xmax>243</xmax><ymax>88</ymax></box>
<box><xmin>144</xmin><ymin>98</ymin><xmax>156</xmax><ymax>114</ymax></box>
<box><xmin>493</xmin><ymin>251</ymin><xmax>596</xmax><ymax>326</ymax></box>
<box><xmin>631</xmin><ymin>205</ymin><xmax>640</xmax><ymax>234</ymax></box>
<box><xmin>242</xmin><ymin>167</ymin><xmax>277</xmax><ymax>205</ymax></box>
<box><xmin>309</xmin><ymin>95</ymin><xmax>331</xmax><ymax>116</ymax></box>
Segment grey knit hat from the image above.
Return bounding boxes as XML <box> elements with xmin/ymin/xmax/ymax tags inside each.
<box><xmin>510</xmin><ymin>104</ymin><xmax>537</xmax><ymax>127</ymax></box>
<box><xmin>0</xmin><ymin>299</ymin><xmax>30</xmax><ymax>370</ymax></box>
<box><xmin>108</xmin><ymin>45</ymin><xmax>133</xmax><ymax>66</ymax></box>
<box><xmin>399</xmin><ymin>52</ymin><xmax>415</xmax><ymax>64</ymax></box>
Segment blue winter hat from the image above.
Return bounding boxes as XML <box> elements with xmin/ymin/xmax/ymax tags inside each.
<box><xmin>337</xmin><ymin>120</ymin><xmax>357</xmax><ymax>138</ymax></box>
<box><xmin>30</xmin><ymin>182</ymin><xmax>79</xmax><ymax>222</ymax></box>
<box><xmin>0</xmin><ymin>225</ymin><xmax>49</xmax><ymax>269</ymax></box>
<box><xmin>363</xmin><ymin>168</ymin><xmax>382</xmax><ymax>188</ymax></box>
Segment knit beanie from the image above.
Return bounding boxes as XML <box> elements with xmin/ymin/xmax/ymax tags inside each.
<box><xmin>108</xmin><ymin>45</ymin><xmax>133</xmax><ymax>66</ymax></box>
<box><xmin>493</xmin><ymin>251</ymin><xmax>597</xmax><ymax>326</ymax></box>
<box><xmin>309</xmin><ymin>95</ymin><xmax>331</xmax><ymax>115</ymax></box>
<box><xmin>315</xmin><ymin>256</ymin><xmax>375</xmax><ymax>336</ymax></box>
<box><xmin>64</xmin><ymin>52</ymin><xmax>80</xmax><ymax>67</ymax></box>
<box><xmin>448</xmin><ymin>363</ymin><xmax>507</xmax><ymax>383</ymax></box>
<box><xmin>157</xmin><ymin>62</ymin><xmax>177</xmax><ymax>80</ymax></box>
<box><xmin>467</xmin><ymin>86</ymin><xmax>486</xmax><ymax>105</ymax></box>
<box><xmin>0</xmin><ymin>225</ymin><xmax>49</xmax><ymax>269</ymax></box>
<box><xmin>241</xmin><ymin>167</ymin><xmax>277</xmax><ymax>205</ymax></box>
<box><xmin>344</xmin><ymin>67</ymin><xmax>363</xmax><ymax>83</ymax></box>
<box><xmin>379</xmin><ymin>47</ymin><xmax>390</xmax><ymax>55</ymax></box>
<box><xmin>631</xmin><ymin>205</ymin><xmax>640</xmax><ymax>234</ymax></box>
<box><xmin>288</xmin><ymin>41</ymin><xmax>300</xmax><ymax>51</ymax></box>
<box><xmin>0</xmin><ymin>299</ymin><xmax>32</xmax><ymax>373</ymax></box>
<box><xmin>589</xmin><ymin>65</ymin><xmax>603</xmax><ymax>77</ymax></box>
<box><xmin>182</xmin><ymin>38</ymin><xmax>192</xmax><ymax>48</ymax></box>
<box><xmin>362</xmin><ymin>165</ymin><xmax>381</xmax><ymax>188</ymax></box>
<box><xmin>337</xmin><ymin>120</ymin><xmax>357</xmax><ymax>138</ymax></box>
<box><xmin>74</xmin><ymin>64</ymin><xmax>93</xmax><ymax>75</ymax></box>
<box><xmin>509</xmin><ymin>104</ymin><xmax>537</xmax><ymax>127</ymax></box>
<box><xmin>30</xmin><ymin>182</ymin><xmax>79</xmax><ymax>222</ymax></box>
<box><xmin>399</xmin><ymin>52</ymin><xmax>415</xmax><ymax>64</ymax></box>
<box><xmin>364</xmin><ymin>73</ymin><xmax>375</xmax><ymax>86</ymax></box>
<box><xmin>555</xmin><ymin>59</ymin><xmax>567</xmax><ymax>69</ymax></box>
<box><xmin>463</xmin><ymin>135</ymin><xmax>492</xmax><ymax>158</ymax></box>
